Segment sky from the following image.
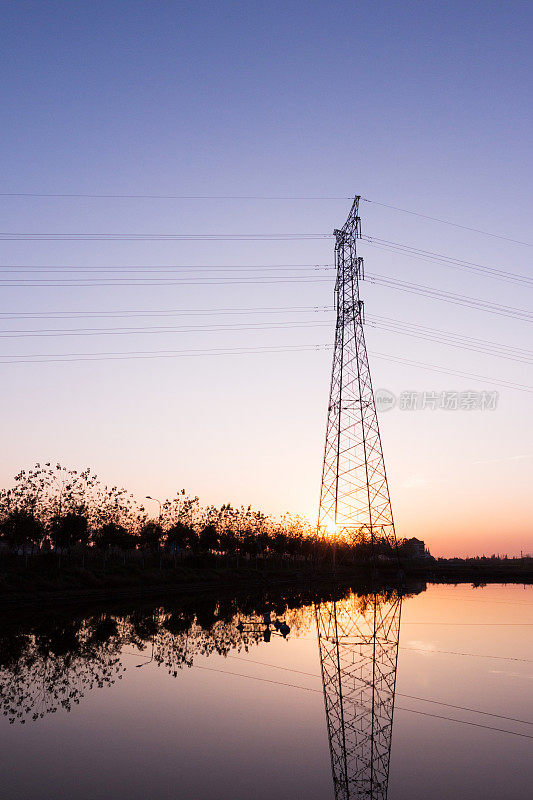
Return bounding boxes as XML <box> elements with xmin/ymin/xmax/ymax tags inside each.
<box><xmin>0</xmin><ymin>1</ymin><xmax>531</xmax><ymax>556</ymax></box>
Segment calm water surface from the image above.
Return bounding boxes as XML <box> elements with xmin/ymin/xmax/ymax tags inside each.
<box><xmin>1</xmin><ymin>583</ymin><xmax>532</xmax><ymax>799</ymax></box>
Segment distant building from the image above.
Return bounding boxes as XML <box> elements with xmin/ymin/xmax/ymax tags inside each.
<box><xmin>401</xmin><ymin>537</ymin><xmax>430</xmax><ymax>559</ymax></box>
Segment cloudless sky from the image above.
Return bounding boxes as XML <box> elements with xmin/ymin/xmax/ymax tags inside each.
<box><xmin>1</xmin><ymin>1</ymin><xmax>532</xmax><ymax>556</ymax></box>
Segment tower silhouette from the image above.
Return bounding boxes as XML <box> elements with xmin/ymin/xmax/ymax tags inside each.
<box><xmin>317</xmin><ymin>197</ymin><xmax>397</xmax><ymax>554</ymax></box>
<box><xmin>316</xmin><ymin>590</ymin><xmax>402</xmax><ymax>800</ymax></box>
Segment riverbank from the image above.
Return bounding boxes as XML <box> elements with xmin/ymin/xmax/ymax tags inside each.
<box><xmin>414</xmin><ymin>558</ymin><xmax>533</xmax><ymax>583</ymax></box>
<box><xmin>1</xmin><ymin>553</ymin><xmax>532</xmax><ymax>608</ymax></box>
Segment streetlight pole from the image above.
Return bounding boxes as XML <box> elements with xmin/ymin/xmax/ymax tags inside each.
<box><xmin>145</xmin><ymin>496</ymin><xmax>162</xmax><ymax>524</ymax></box>
<box><xmin>146</xmin><ymin>496</ymin><xmax>163</xmax><ymax>569</ymax></box>
<box><xmin>135</xmin><ymin>637</ymin><xmax>155</xmax><ymax>667</ymax></box>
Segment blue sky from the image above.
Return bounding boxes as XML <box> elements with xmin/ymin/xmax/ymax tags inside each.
<box><xmin>1</xmin><ymin>1</ymin><xmax>532</xmax><ymax>555</ymax></box>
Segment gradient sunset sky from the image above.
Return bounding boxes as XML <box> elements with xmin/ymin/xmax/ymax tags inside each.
<box><xmin>1</xmin><ymin>1</ymin><xmax>531</xmax><ymax>556</ymax></box>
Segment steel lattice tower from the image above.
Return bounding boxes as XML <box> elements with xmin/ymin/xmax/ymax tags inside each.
<box><xmin>316</xmin><ymin>591</ymin><xmax>402</xmax><ymax>800</ymax></box>
<box><xmin>317</xmin><ymin>196</ymin><xmax>397</xmax><ymax>554</ymax></box>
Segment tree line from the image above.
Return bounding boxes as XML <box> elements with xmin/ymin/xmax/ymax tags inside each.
<box><xmin>0</xmin><ymin>463</ymin><xmax>324</xmax><ymax>560</ymax></box>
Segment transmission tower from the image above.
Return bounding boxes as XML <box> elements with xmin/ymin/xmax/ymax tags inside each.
<box><xmin>317</xmin><ymin>196</ymin><xmax>397</xmax><ymax>554</ymax></box>
<box><xmin>316</xmin><ymin>591</ymin><xmax>402</xmax><ymax>800</ymax></box>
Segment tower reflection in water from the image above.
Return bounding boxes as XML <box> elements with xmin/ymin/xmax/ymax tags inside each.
<box><xmin>316</xmin><ymin>590</ymin><xmax>402</xmax><ymax>800</ymax></box>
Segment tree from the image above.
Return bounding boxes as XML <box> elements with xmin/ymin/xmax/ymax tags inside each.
<box><xmin>166</xmin><ymin>521</ymin><xmax>196</xmax><ymax>551</ymax></box>
<box><xmin>48</xmin><ymin>512</ymin><xmax>89</xmax><ymax>551</ymax></box>
<box><xmin>0</xmin><ymin>462</ymin><xmax>324</xmax><ymax>566</ymax></box>
<box><xmin>93</xmin><ymin>522</ymin><xmax>133</xmax><ymax>551</ymax></box>
<box><xmin>272</xmin><ymin>531</ymin><xmax>288</xmax><ymax>555</ymax></box>
<box><xmin>199</xmin><ymin>524</ymin><xmax>219</xmax><ymax>553</ymax></box>
<box><xmin>0</xmin><ymin>509</ymin><xmax>45</xmax><ymax>552</ymax></box>
<box><xmin>139</xmin><ymin>521</ymin><xmax>163</xmax><ymax>553</ymax></box>
<box><xmin>241</xmin><ymin>530</ymin><xmax>258</xmax><ymax>557</ymax></box>
<box><xmin>219</xmin><ymin>528</ymin><xmax>238</xmax><ymax>555</ymax></box>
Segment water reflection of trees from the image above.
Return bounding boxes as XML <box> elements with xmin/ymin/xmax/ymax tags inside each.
<box><xmin>0</xmin><ymin>616</ymin><xmax>124</xmax><ymax>724</ymax></box>
<box><xmin>0</xmin><ymin>587</ymin><xmax>319</xmax><ymax>724</ymax></box>
<box><xmin>149</xmin><ymin>595</ymin><xmax>317</xmax><ymax>676</ymax></box>
<box><xmin>1</xmin><ymin>583</ymin><xmax>415</xmax><ymax>725</ymax></box>
<box><xmin>152</xmin><ymin>612</ymin><xmax>263</xmax><ymax>675</ymax></box>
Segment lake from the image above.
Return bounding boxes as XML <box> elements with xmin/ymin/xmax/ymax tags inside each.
<box><xmin>1</xmin><ymin>582</ymin><xmax>531</xmax><ymax>799</ymax></box>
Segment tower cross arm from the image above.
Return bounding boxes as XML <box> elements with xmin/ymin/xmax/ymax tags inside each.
<box><xmin>335</xmin><ymin>196</ymin><xmax>362</xmax><ymax>241</ymax></box>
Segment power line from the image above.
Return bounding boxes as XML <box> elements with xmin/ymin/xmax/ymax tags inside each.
<box><xmin>361</xmin><ymin>197</ymin><xmax>533</xmax><ymax>248</ymax></box>
<box><xmin>398</xmin><ymin>693</ymin><xmax>533</xmax><ymax>725</ymax></box>
<box><xmin>0</xmin><ymin>343</ymin><xmax>333</xmax><ymax>365</ymax></box>
<box><xmin>425</xmin><ymin>592</ymin><xmax>533</xmax><ymax>607</ymax></box>
<box><xmin>1</xmin><ymin>234</ymin><xmax>531</xmax><ymax>289</ymax></box>
<box><xmin>2</xmin><ymin>268</ymin><xmax>533</xmax><ymax>330</ymax></box>
<box><xmin>367</xmin><ymin>273</ymin><xmax>533</xmax><ymax>321</ymax></box>
<box><xmin>0</xmin><ymin>192</ymin><xmax>354</xmax><ymax>200</ymax></box>
<box><xmin>0</xmin><ymin>191</ymin><xmax>529</xmax><ymax>247</ymax></box>
<box><xmin>400</xmin><ymin>622</ymin><xmax>533</xmax><ymax>625</ymax></box>
<box><xmin>370</xmin><ymin>315</ymin><xmax>533</xmax><ymax>355</ymax></box>
<box><xmin>367</xmin><ymin>315</ymin><xmax>533</xmax><ymax>365</ymax></box>
<box><xmin>369</xmin><ymin>351</ymin><xmax>533</xmax><ymax>393</ymax></box>
<box><xmin>0</xmin><ymin>231</ymin><xmax>331</xmax><ymax>241</ymax></box>
<box><xmin>0</xmin><ymin>319</ymin><xmax>333</xmax><ymax>339</ymax></box>
<box><xmin>2</xmin><ymin>236</ymin><xmax>531</xmax><ymax>287</ymax></box>
<box><xmin>299</xmin><ymin>635</ymin><xmax>533</xmax><ymax>662</ymax></box>
<box><xmin>0</xmin><ymin>304</ymin><xmax>331</xmax><ymax>321</ymax></box>
<box><xmin>1</xmin><ymin>315</ymin><xmax>531</xmax><ymax>370</ymax></box>
<box><xmin>1</xmin><ymin>341</ymin><xmax>531</xmax><ymax>392</ymax></box>
<box><xmin>400</xmin><ymin>645</ymin><xmax>533</xmax><ymax>663</ymax></box>
<box><xmin>362</xmin><ymin>236</ymin><xmax>533</xmax><ymax>287</ymax></box>
<box><xmin>0</xmin><ymin>303</ymin><xmax>529</xmax><ymax>359</ymax></box>
<box><xmin>0</xmin><ymin>228</ymin><xmax>530</xmax><ymax>284</ymax></box>
<box><xmin>2</xmin><ymin>261</ymin><xmax>531</xmax><ymax>329</ymax></box>
<box><xmin>1</xmin><ymin>244</ymin><xmax>531</xmax><ymax>288</ymax></box>
<box><xmin>0</xmin><ymin>275</ymin><xmax>333</xmax><ymax>287</ymax></box>
<box><xmin>192</xmin><ymin>664</ymin><xmax>533</xmax><ymax>739</ymax></box>
<box><xmin>397</xmin><ymin>706</ymin><xmax>533</xmax><ymax>738</ymax></box>
<box><xmin>0</xmin><ymin>263</ymin><xmax>334</xmax><ymax>273</ymax></box>
<box><xmin>227</xmin><ymin>656</ymin><xmax>533</xmax><ymax>725</ymax></box>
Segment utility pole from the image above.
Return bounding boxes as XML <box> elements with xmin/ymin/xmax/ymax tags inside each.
<box><xmin>317</xmin><ymin>197</ymin><xmax>397</xmax><ymax>559</ymax></box>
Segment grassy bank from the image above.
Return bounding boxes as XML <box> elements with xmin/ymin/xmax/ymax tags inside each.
<box><xmin>1</xmin><ymin>551</ymin><xmax>532</xmax><ymax>609</ymax></box>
